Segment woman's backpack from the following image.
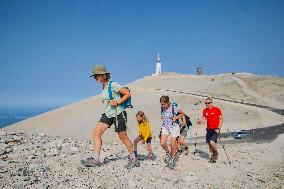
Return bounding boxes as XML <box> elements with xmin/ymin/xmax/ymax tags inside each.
<box><xmin>108</xmin><ymin>80</ymin><xmax>133</xmax><ymax>109</ymax></box>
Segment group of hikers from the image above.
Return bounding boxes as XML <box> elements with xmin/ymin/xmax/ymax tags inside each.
<box><xmin>81</xmin><ymin>65</ymin><xmax>223</xmax><ymax>169</ymax></box>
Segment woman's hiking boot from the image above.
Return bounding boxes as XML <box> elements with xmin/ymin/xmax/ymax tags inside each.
<box><xmin>81</xmin><ymin>158</ymin><xmax>103</xmax><ymax>167</ymax></box>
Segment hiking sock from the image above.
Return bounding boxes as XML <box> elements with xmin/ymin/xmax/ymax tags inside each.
<box><xmin>213</xmin><ymin>151</ymin><xmax>219</xmax><ymax>160</ymax></box>
<box><xmin>93</xmin><ymin>153</ymin><xmax>100</xmax><ymax>161</ymax></box>
<box><xmin>130</xmin><ymin>153</ymin><xmax>136</xmax><ymax>160</ymax></box>
<box><xmin>134</xmin><ymin>150</ymin><xmax>138</xmax><ymax>158</ymax></box>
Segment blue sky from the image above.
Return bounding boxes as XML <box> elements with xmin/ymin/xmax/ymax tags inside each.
<box><xmin>1</xmin><ymin>0</ymin><xmax>284</xmax><ymax>106</ymax></box>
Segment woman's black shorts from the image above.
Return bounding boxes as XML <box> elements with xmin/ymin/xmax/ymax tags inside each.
<box><xmin>99</xmin><ymin>111</ymin><xmax>127</xmax><ymax>133</ymax></box>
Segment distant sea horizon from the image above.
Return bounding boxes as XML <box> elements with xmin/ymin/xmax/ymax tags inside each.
<box><xmin>0</xmin><ymin>105</ymin><xmax>62</xmax><ymax>129</ymax></box>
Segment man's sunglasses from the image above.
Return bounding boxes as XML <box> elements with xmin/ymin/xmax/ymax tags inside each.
<box><xmin>205</xmin><ymin>102</ymin><xmax>212</xmax><ymax>105</ymax></box>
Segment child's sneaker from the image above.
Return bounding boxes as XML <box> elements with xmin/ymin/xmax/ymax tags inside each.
<box><xmin>185</xmin><ymin>146</ymin><xmax>189</xmax><ymax>155</ymax></box>
<box><xmin>167</xmin><ymin>158</ymin><xmax>176</xmax><ymax>169</ymax></box>
<box><xmin>149</xmin><ymin>154</ymin><xmax>154</xmax><ymax>161</ymax></box>
<box><xmin>125</xmin><ymin>157</ymin><xmax>140</xmax><ymax>169</ymax></box>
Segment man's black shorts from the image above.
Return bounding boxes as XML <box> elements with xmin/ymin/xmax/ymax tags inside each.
<box><xmin>206</xmin><ymin>129</ymin><xmax>219</xmax><ymax>143</ymax></box>
<box><xmin>99</xmin><ymin>111</ymin><xmax>127</xmax><ymax>133</ymax></box>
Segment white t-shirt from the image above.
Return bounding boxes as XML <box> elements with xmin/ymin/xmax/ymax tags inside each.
<box><xmin>161</xmin><ymin>105</ymin><xmax>179</xmax><ymax>129</ymax></box>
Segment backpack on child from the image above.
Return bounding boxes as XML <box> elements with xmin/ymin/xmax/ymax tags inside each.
<box><xmin>159</xmin><ymin>102</ymin><xmax>192</xmax><ymax>139</ymax></box>
<box><xmin>108</xmin><ymin>80</ymin><xmax>133</xmax><ymax>109</ymax></box>
<box><xmin>171</xmin><ymin>102</ymin><xmax>192</xmax><ymax>128</ymax></box>
<box><xmin>183</xmin><ymin>114</ymin><xmax>193</xmax><ymax>128</ymax></box>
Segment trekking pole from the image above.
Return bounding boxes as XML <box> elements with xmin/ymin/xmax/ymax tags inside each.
<box><xmin>194</xmin><ymin>118</ymin><xmax>200</xmax><ymax>155</ymax></box>
<box><xmin>218</xmin><ymin>137</ymin><xmax>231</xmax><ymax>164</ymax></box>
<box><xmin>189</xmin><ymin>123</ymin><xmax>192</xmax><ymax>146</ymax></box>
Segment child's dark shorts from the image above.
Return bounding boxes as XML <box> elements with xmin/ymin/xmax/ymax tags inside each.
<box><xmin>206</xmin><ymin>129</ymin><xmax>219</xmax><ymax>143</ymax></box>
<box><xmin>145</xmin><ymin>137</ymin><xmax>152</xmax><ymax>144</ymax></box>
<box><xmin>99</xmin><ymin>111</ymin><xmax>127</xmax><ymax>133</ymax></box>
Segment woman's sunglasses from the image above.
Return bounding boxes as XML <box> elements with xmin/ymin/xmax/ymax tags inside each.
<box><xmin>94</xmin><ymin>74</ymin><xmax>103</xmax><ymax>78</ymax></box>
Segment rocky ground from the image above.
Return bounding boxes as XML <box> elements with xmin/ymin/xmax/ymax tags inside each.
<box><xmin>1</xmin><ymin>129</ymin><xmax>283</xmax><ymax>189</ymax></box>
<box><xmin>3</xmin><ymin>72</ymin><xmax>284</xmax><ymax>188</ymax></box>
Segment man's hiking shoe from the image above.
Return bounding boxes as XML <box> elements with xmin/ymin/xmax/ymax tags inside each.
<box><xmin>81</xmin><ymin>158</ymin><xmax>103</xmax><ymax>167</ymax></box>
<box><xmin>164</xmin><ymin>153</ymin><xmax>171</xmax><ymax>164</ymax></box>
<box><xmin>214</xmin><ymin>151</ymin><xmax>219</xmax><ymax>161</ymax></box>
<box><xmin>209</xmin><ymin>155</ymin><xmax>216</xmax><ymax>163</ymax></box>
<box><xmin>125</xmin><ymin>157</ymin><xmax>140</xmax><ymax>169</ymax></box>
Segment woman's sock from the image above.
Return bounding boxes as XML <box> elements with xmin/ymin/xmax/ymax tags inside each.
<box><xmin>130</xmin><ymin>153</ymin><xmax>136</xmax><ymax>160</ymax></box>
<box><xmin>93</xmin><ymin>153</ymin><xmax>100</xmax><ymax>161</ymax></box>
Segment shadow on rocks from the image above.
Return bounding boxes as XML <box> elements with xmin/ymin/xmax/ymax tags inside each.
<box><xmin>136</xmin><ymin>153</ymin><xmax>157</xmax><ymax>161</ymax></box>
<box><xmin>193</xmin><ymin>149</ymin><xmax>210</xmax><ymax>160</ymax></box>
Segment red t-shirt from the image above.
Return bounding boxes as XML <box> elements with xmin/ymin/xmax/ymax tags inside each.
<box><xmin>203</xmin><ymin>106</ymin><xmax>222</xmax><ymax>129</ymax></box>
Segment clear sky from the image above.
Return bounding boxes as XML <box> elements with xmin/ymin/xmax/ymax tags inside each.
<box><xmin>1</xmin><ymin>0</ymin><xmax>284</xmax><ymax>106</ymax></box>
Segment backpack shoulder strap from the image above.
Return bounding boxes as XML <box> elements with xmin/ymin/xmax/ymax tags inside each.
<box><xmin>172</xmin><ymin>104</ymin><xmax>176</xmax><ymax>116</ymax></box>
<box><xmin>108</xmin><ymin>80</ymin><xmax>114</xmax><ymax>100</ymax></box>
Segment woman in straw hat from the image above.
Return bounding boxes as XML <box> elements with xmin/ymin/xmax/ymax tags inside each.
<box><xmin>81</xmin><ymin>64</ymin><xmax>139</xmax><ymax>168</ymax></box>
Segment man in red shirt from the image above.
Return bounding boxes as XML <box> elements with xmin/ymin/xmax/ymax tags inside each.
<box><xmin>198</xmin><ymin>97</ymin><xmax>223</xmax><ymax>163</ymax></box>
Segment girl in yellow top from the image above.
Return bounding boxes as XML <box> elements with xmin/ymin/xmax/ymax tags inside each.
<box><xmin>134</xmin><ymin>111</ymin><xmax>154</xmax><ymax>160</ymax></box>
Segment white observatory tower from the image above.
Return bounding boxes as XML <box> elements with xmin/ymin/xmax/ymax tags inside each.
<box><xmin>155</xmin><ymin>53</ymin><xmax>162</xmax><ymax>75</ymax></box>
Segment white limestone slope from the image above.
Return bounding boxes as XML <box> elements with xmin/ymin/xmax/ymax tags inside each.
<box><xmin>6</xmin><ymin>73</ymin><xmax>284</xmax><ymax>143</ymax></box>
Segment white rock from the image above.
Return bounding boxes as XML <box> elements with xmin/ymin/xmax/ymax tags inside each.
<box><xmin>5</xmin><ymin>147</ymin><xmax>13</xmax><ymax>153</ymax></box>
<box><xmin>87</xmin><ymin>144</ymin><xmax>94</xmax><ymax>151</ymax></box>
<box><xmin>0</xmin><ymin>147</ymin><xmax>5</xmax><ymax>155</ymax></box>
<box><xmin>184</xmin><ymin>171</ymin><xmax>198</xmax><ymax>183</ymax></box>
<box><xmin>0</xmin><ymin>130</ymin><xmax>6</xmax><ymax>136</ymax></box>
<box><xmin>47</xmin><ymin>148</ymin><xmax>59</xmax><ymax>157</ymax></box>
<box><xmin>12</xmin><ymin>136</ymin><xmax>21</xmax><ymax>141</ymax></box>
<box><xmin>39</xmin><ymin>133</ymin><xmax>45</xmax><ymax>137</ymax></box>
<box><xmin>70</xmin><ymin>146</ymin><xmax>79</xmax><ymax>153</ymax></box>
<box><xmin>9</xmin><ymin>131</ymin><xmax>16</xmax><ymax>135</ymax></box>
<box><xmin>48</xmin><ymin>142</ymin><xmax>56</xmax><ymax>148</ymax></box>
<box><xmin>0</xmin><ymin>168</ymin><xmax>7</xmax><ymax>173</ymax></box>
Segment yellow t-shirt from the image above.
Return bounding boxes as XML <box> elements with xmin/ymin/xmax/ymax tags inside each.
<box><xmin>138</xmin><ymin>121</ymin><xmax>152</xmax><ymax>143</ymax></box>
